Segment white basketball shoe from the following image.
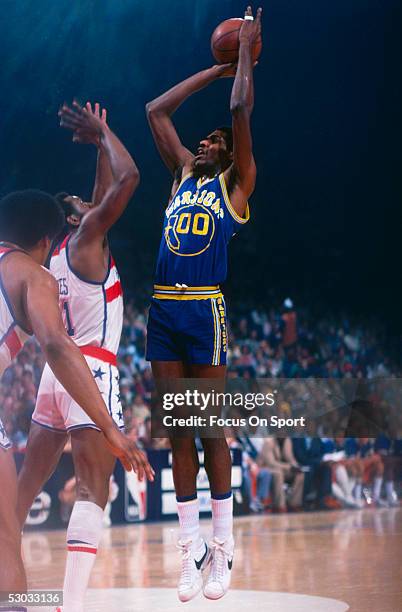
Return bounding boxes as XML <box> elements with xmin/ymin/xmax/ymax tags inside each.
<box><xmin>203</xmin><ymin>535</ymin><xmax>234</xmax><ymax>600</ymax></box>
<box><xmin>177</xmin><ymin>537</ymin><xmax>211</xmax><ymax>602</ymax></box>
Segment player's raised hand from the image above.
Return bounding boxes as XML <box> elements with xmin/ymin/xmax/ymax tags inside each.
<box><xmin>103</xmin><ymin>425</ymin><xmax>155</xmax><ymax>481</ymax></box>
<box><xmin>59</xmin><ymin>100</ymin><xmax>107</xmax><ymax>144</ymax></box>
<box><xmin>71</xmin><ymin>102</ymin><xmax>108</xmax><ymax>145</ymax></box>
<box><xmin>239</xmin><ymin>6</ymin><xmax>262</xmax><ymax>44</ymax></box>
<box><xmin>214</xmin><ymin>60</ymin><xmax>258</xmax><ymax>78</ymax></box>
<box><xmin>214</xmin><ymin>62</ymin><xmax>238</xmax><ymax>78</ymax></box>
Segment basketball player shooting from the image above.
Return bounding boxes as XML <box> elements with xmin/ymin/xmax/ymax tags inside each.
<box><xmin>16</xmin><ymin>102</ymin><xmax>154</xmax><ymax>612</ymax></box>
<box><xmin>146</xmin><ymin>6</ymin><xmax>261</xmax><ymax>602</ymax></box>
<box><xmin>0</xmin><ymin>190</ymin><xmax>150</xmax><ymax>609</ymax></box>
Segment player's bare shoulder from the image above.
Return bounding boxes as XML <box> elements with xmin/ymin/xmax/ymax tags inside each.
<box><xmin>0</xmin><ymin>251</ymin><xmax>56</xmax><ymax>334</ymax></box>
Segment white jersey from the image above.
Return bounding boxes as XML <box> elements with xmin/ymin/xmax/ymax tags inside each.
<box><xmin>51</xmin><ymin>234</ymin><xmax>123</xmax><ymax>355</ymax></box>
<box><xmin>0</xmin><ymin>246</ymin><xmax>31</xmax><ymax>376</ymax></box>
<box><xmin>0</xmin><ymin>245</ymin><xmax>32</xmax><ymax>449</ymax></box>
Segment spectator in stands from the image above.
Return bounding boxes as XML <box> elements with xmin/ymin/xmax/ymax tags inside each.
<box><xmin>292</xmin><ymin>437</ymin><xmax>341</xmax><ymax>510</ymax></box>
<box><xmin>345</xmin><ymin>438</ymin><xmax>387</xmax><ymax>506</ymax></box>
<box><xmin>281</xmin><ymin>298</ymin><xmax>298</xmax><ymax>350</ymax></box>
<box><xmin>375</xmin><ymin>435</ymin><xmax>401</xmax><ymax>507</ymax></box>
<box><xmin>258</xmin><ymin>437</ymin><xmax>304</xmax><ymax>512</ymax></box>
<box><xmin>229</xmin><ymin>435</ymin><xmax>272</xmax><ymax>513</ymax></box>
<box><xmin>321</xmin><ymin>437</ymin><xmax>364</xmax><ymax>508</ymax></box>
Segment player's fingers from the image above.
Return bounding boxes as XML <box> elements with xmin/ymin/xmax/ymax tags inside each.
<box><xmin>137</xmin><ymin>454</ymin><xmax>147</xmax><ymax>481</ymax></box>
<box><xmin>245</xmin><ymin>5</ymin><xmax>252</xmax><ymax>17</ymax></box>
<box><xmin>120</xmin><ymin>455</ymin><xmax>133</xmax><ymax>472</ymax></box>
<box><xmin>144</xmin><ymin>459</ymin><xmax>155</xmax><ymax>482</ymax></box>
<box><xmin>59</xmin><ymin>105</ymin><xmax>82</xmax><ymax>121</ymax></box>
<box><xmin>94</xmin><ymin>102</ymin><xmax>100</xmax><ymax>118</ymax></box>
<box><xmin>256</xmin><ymin>7</ymin><xmax>262</xmax><ymax>24</ymax></box>
<box><xmin>137</xmin><ymin>450</ymin><xmax>154</xmax><ymax>482</ymax></box>
<box><xmin>101</xmin><ymin>108</ymin><xmax>107</xmax><ymax>122</ymax></box>
<box><xmin>60</xmin><ymin>118</ymin><xmax>81</xmax><ymax>131</ymax></box>
<box><xmin>60</xmin><ymin>113</ymin><xmax>82</xmax><ymax>126</ymax></box>
<box><xmin>72</xmin><ymin>99</ymin><xmax>84</xmax><ymax>112</ymax></box>
<box><xmin>125</xmin><ymin>447</ymin><xmax>142</xmax><ymax>478</ymax></box>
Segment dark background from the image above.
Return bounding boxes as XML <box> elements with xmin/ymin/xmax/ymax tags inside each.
<box><xmin>0</xmin><ymin>1</ymin><xmax>401</xmax><ymax>326</ymax></box>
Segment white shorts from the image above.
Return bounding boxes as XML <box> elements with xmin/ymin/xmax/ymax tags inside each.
<box><xmin>0</xmin><ymin>416</ymin><xmax>11</xmax><ymax>450</ymax></box>
<box><xmin>32</xmin><ymin>354</ymin><xmax>124</xmax><ymax>433</ymax></box>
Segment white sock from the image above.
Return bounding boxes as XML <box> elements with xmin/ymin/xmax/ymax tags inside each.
<box><xmin>211</xmin><ymin>494</ymin><xmax>233</xmax><ymax>542</ymax></box>
<box><xmin>385</xmin><ymin>481</ymin><xmax>395</xmax><ymax>501</ymax></box>
<box><xmin>373</xmin><ymin>477</ymin><xmax>383</xmax><ymax>501</ymax></box>
<box><xmin>63</xmin><ymin>501</ymin><xmax>104</xmax><ymax>612</ymax></box>
<box><xmin>354</xmin><ymin>482</ymin><xmax>362</xmax><ymax>501</ymax></box>
<box><xmin>177</xmin><ymin>498</ymin><xmax>199</xmax><ymax>543</ymax></box>
<box><xmin>335</xmin><ymin>465</ymin><xmax>350</xmax><ymax>496</ymax></box>
<box><xmin>348</xmin><ymin>477</ymin><xmax>356</xmax><ymax>498</ymax></box>
<box><xmin>332</xmin><ymin>482</ymin><xmax>347</xmax><ymax>504</ymax></box>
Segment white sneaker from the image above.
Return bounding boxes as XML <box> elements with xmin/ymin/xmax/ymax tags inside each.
<box><xmin>374</xmin><ymin>498</ymin><xmax>389</xmax><ymax>508</ymax></box>
<box><xmin>177</xmin><ymin>538</ymin><xmax>211</xmax><ymax>602</ymax></box>
<box><xmin>387</xmin><ymin>492</ymin><xmax>400</xmax><ymax>507</ymax></box>
<box><xmin>203</xmin><ymin>536</ymin><xmax>234</xmax><ymax>600</ymax></box>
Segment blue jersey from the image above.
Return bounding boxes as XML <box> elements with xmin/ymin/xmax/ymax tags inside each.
<box><xmin>154</xmin><ymin>172</ymin><xmax>249</xmax><ymax>287</ymax></box>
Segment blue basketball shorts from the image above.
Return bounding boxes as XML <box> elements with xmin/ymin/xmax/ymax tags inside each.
<box><xmin>146</xmin><ymin>294</ymin><xmax>227</xmax><ymax>366</ymax></box>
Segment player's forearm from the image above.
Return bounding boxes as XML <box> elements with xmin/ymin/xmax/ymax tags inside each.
<box><xmin>230</xmin><ymin>42</ymin><xmax>254</xmax><ymax>115</ymax></box>
<box><xmin>43</xmin><ymin>336</ymin><xmax>117</xmax><ymax>434</ymax></box>
<box><xmin>91</xmin><ymin>145</ymin><xmax>114</xmax><ymax>206</ymax></box>
<box><xmin>146</xmin><ymin>66</ymin><xmax>221</xmax><ymax>117</ymax></box>
<box><xmin>99</xmin><ymin>126</ymin><xmax>139</xmax><ymax>188</ymax></box>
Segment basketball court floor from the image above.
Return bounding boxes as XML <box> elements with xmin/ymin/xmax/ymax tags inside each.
<box><xmin>22</xmin><ymin>508</ymin><xmax>402</xmax><ymax>612</ymax></box>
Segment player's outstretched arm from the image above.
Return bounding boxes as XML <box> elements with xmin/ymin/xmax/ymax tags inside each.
<box><xmin>146</xmin><ymin>63</ymin><xmax>235</xmax><ymax>176</ymax></box>
<box><xmin>23</xmin><ymin>262</ymin><xmax>154</xmax><ymax>481</ymax></box>
<box><xmin>85</xmin><ymin>103</ymin><xmax>114</xmax><ymax>207</ymax></box>
<box><xmin>227</xmin><ymin>6</ymin><xmax>262</xmax><ymax>214</ymax></box>
<box><xmin>59</xmin><ymin>101</ymin><xmax>140</xmax><ymax>239</ymax></box>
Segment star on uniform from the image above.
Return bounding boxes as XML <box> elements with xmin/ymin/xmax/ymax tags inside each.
<box><xmin>93</xmin><ymin>367</ymin><xmax>105</xmax><ymax>380</ymax></box>
<box><xmin>117</xmin><ymin>409</ymin><xmax>123</xmax><ymax>421</ymax></box>
<box><xmin>116</xmin><ymin>392</ymin><xmax>122</xmax><ymax>403</ymax></box>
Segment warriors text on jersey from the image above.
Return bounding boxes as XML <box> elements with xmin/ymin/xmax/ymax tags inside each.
<box><xmin>0</xmin><ymin>245</ymin><xmax>32</xmax><ymax>448</ymax></box>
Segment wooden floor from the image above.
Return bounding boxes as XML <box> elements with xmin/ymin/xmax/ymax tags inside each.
<box><xmin>23</xmin><ymin>508</ymin><xmax>402</xmax><ymax>612</ymax></box>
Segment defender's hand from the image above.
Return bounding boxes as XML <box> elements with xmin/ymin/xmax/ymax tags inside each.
<box><xmin>59</xmin><ymin>100</ymin><xmax>107</xmax><ymax>143</ymax></box>
<box><xmin>71</xmin><ymin>102</ymin><xmax>108</xmax><ymax>145</ymax></box>
<box><xmin>239</xmin><ymin>6</ymin><xmax>262</xmax><ymax>45</ymax></box>
<box><xmin>103</xmin><ymin>426</ymin><xmax>155</xmax><ymax>481</ymax></box>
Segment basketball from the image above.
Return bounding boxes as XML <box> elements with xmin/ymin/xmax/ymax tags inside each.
<box><xmin>211</xmin><ymin>18</ymin><xmax>262</xmax><ymax>64</ymax></box>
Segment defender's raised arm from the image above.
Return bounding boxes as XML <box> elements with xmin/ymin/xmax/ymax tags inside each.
<box><xmin>59</xmin><ymin>101</ymin><xmax>139</xmax><ymax>239</ymax></box>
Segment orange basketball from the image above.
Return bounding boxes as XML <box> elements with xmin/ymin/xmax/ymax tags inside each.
<box><xmin>211</xmin><ymin>18</ymin><xmax>262</xmax><ymax>64</ymax></box>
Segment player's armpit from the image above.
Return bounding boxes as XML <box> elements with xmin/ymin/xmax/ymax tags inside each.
<box><xmin>224</xmin><ymin>159</ymin><xmax>256</xmax><ymax>218</ymax></box>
